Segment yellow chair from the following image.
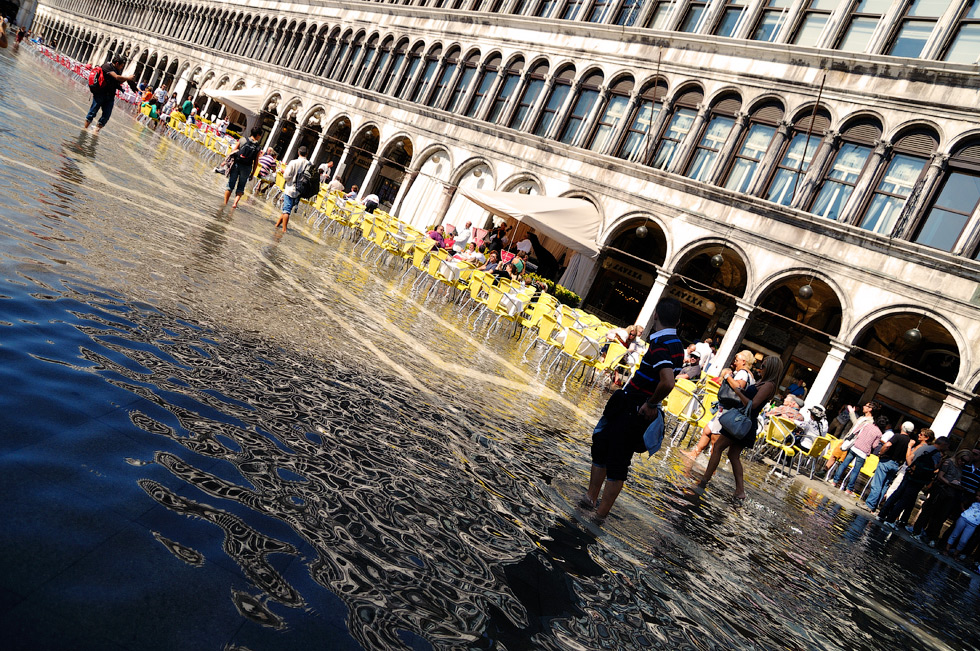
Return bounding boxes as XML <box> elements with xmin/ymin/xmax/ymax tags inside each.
<box><xmin>517</xmin><ymin>293</ymin><xmax>559</xmax><ymax>339</ymax></box>
<box><xmin>762</xmin><ymin>416</ymin><xmax>799</xmax><ymax>476</ymax></box>
<box><xmin>794</xmin><ymin>435</ymin><xmax>833</xmax><ymax>479</ymax></box>
<box><xmin>856</xmin><ymin>454</ymin><xmax>880</xmax><ymax>499</ymax></box>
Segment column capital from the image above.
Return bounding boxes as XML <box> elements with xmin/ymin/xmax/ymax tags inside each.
<box><xmin>654</xmin><ymin>267</ymin><xmax>672</xmax><ymax>283</ymax></box>
<box><xmin>872</xmin><ymin>139</ymin><xmax>892</xmax><ymax>156</ymax></box>
<box><xmin>827</xmin><ymin>338</ymin><xmax>851</xmax><ymax>356</ymax></box>
<box><xmin>776</xmin><ymin>119</ymin><xmax>792</xmax><ymax>136</ymax></box>
<box><xmin>930</xmin><ymin>152</ymin><xmax>950</xmax><ymax>170</ymax></box>
<box><xmin>943</xmin><ymin>385</ymin><xmax>973</xmax><ymax>408</ymax></box>
<box><xmin>734</xmin><ymin>299</ymin><xmax>755</xmax><ymax>315</ymax></box>
<box><xmin>821</xmin><ymin>128</ymin><xmax>840</xmax><ymax>145</ymax></box>
<box><xmin>733</xmin><ymin>111</ymin><xmax>749</xmax><ymax>126</ymax></box>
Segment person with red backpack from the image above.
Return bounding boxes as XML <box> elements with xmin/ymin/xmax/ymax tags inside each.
<box><xmin>84</xmin><ymin>56</ymin><xmax>135</xmax><ymax>134</ymax></box>
<box><xmin>223</xmin><ymin>126</ymin><xmax>264</xmax><ymax>208</ymax></box>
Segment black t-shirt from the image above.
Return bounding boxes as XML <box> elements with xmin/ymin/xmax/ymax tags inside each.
<box><xmin>881</xmin><ymin>433</ymin><xmax>910</xmax><ymax>463</ymax></box>
<box><xmin>96</xmin><ymin>62</ymin><xmax>123</xmax><ymax>98</ymax></box>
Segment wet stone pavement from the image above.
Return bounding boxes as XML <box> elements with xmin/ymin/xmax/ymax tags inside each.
<box><xmin>1</xmin><ymin>45</ymin><xmax>978</xmax><ymax>651</ymax></box>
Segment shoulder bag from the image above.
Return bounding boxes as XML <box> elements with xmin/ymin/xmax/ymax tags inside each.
<box><xmin>719</xmin><ymin>400</ymin><xmax>754</xmax><ymax>441</ymax></box>
<box><xmin>717</xmin><ymin>379</ymin><xmax>742</xmax><ymax>409</ymax></box>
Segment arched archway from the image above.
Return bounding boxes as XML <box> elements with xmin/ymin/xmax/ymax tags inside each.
<box><xmin>343</xmin><ymin>125</ymin><xmax>381</xmax><ymax>191</ymax></box>
<box><xmin>583</xmin><ymin>217</ymin><xmax>668</xmax><ymax>324</ymax></box>
<box><xmin>401</xmin><ymin>148</ymin><xmax>453</xmax><ymax>230</ymax></box>
<box><xmin>368</xmin><ymin>136</ymin><xmax>413</xmax><ymax>209</ymax></box>
<box><xmin>666</xmin><ymin>241</ymin><xmax>750</xmax><ymax>345</ymax></box>
<box><xmin>440</xmin><ymin>161</ymin><xmax>495</xmax><ymax>230</ymax></box>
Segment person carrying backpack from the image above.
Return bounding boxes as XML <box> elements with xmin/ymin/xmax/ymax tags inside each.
<box><xmin>879</xmin><ymin>431</ymin><xmax>948</xmax><ymax>529</ymax></box>
<box><xmin>84</xmin><ymin>55</ymin><xmax>135</xmax><ymax>134</ymax></box>
<box><xmin>222</xmin><ymin>126</ymin><xmax>264</xmax><ymax>208</ymax></box>
<box><xmin>275</xmin><ymin>146</ymin><xmax>311</xmax><ymax>233</ymax></box>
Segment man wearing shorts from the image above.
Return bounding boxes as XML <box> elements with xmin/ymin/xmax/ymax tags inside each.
<box><xmin>275</xmin><ymin>146</ymin><xmax>310</xmax><ymax>233</ymax></box>
<box><xmin>582</xmin><ymin>298</ymin><xmax>684</xmax><ymax>520</ymax></box>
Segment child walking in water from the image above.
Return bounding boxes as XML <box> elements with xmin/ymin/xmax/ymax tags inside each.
<box><xmin>946</xmin><ymin>491</ymin><xmax>980</xmax><ymax>560</ymax></box>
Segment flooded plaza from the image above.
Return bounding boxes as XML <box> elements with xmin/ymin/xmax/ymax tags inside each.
<box><xmin>0</xmin><ymin>45</ymin><xmax>979</xmax><ymax>651</ymax></box>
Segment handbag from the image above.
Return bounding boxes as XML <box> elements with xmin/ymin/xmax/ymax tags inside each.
<box><xmin>718</xmin><ymin>401</ymin><xmax>754</xmax><ymax>441</ymax></box>
<box><xmin>717</xmin><ymin>379</ymin><xmax>742</xmax><ymax>409</ymax></box>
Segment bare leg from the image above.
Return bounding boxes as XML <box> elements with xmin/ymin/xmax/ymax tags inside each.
<box><xmin>699</xmin><ymin>435</ymin><xmax>732</xmax><ymax>488</ymax></box>
<box><xmin>686</xmin><ymin>425</ymin><xmax>715</xmax><ymax>459</ymax></box>
<box><xmin>231</xmin><ymin>193</ymin><xmax>243</xmax><ymax>208</ymax></box>
<box><xmin>586</xmin><ymin>465</ymin><xmax>606</xmax><ymax>505</ymax></box>
<box><xmin>83</xmin><ymin>119</ymin><xmax>91</xmax><ymax>129</ymax></box>
<box><xmin>596</xmin><ymin>480</ymin><xmax>624</xmax><ymax>519</ymax></box>
<box><xmin>223</xmin><ymin>190</ymin><xmax>232</xmax><ymax>205</ymax></box>
<box><xmin>728</xmin><ymin>444</ymin><xmax>747</xmax><ymax>499</ymax></box>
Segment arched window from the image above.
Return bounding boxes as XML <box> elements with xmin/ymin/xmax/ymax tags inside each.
<box><xmin>353</xmin><ymin>35</ymin><xmax>380</xmax><ymax>87</ymax></box>
<box><xmin>809</xmin><ymin>118</ymin><xmax>882</xmax><ymax>221</ymax></box>
<box><xmin>447</xmin><ymin>51</ymin><xmax>480</xmax><ymax>113</ymax></box>
<box><xmin>614</xmin><ymin>0</ymin><xmax>643</xmax><ymax>26</ymax></box>
<box><xmin>586</xmin><ymin>76</ymin><xmax>633</xmax><ymax>152</ymax></box>
<box><xmin>587</xmin><ymin>0</ymin><xmax>614</xmax><ymax>23</ymax></box>
<box><xmin>679</xmin><ymin>0</ymin><xmax>708</xmax><ymax>32</ymax></box>
<box><xmin>764</xmin><ymin>107</ymin><xmax>831</xmax><ymax>205</ymax></box>
<box><xmin>487</xmin><ymin>57</ymin><xmax>524</xmax><ymax>123</ymax></box>
<box><xmin>943</xmin><ymin>0</ymin><xmax>980</xmax><ymax>63</ymax></box>
<box><xmin>340</xmin><ymin>33</ymin><xmax>366</xmax><ymax>83</ymax></box>
<box><xmin>615</xmin><ymin>79</ymin><xmax>667</xmax><ymax>160</ymax></box>
<box><xmin>329</xmin><ymin>32</ymin><xmax>353</xmax><ymax>79</ymax></box>
<box><xmin>752</xmin><ymin>0</ymin><xmax>792</xmax><ymax>42</ymax></box>
<box><xmin>509</xmin><ymin>61</ymin><xmax>549</xmax><ymax>130</ymax></box>
<box><xmin>723</xmin><ymin>100</ymin><xmax>783</xmax><ymax>193</ymax></box>
<box><xmin>558</xmin><ymin>71</ymin><xmax>603</xmax><ymax>145</ymax></box>
<box><xmin>792</xmin><ymin>0</ymin><xmax>836</xmax><ymax>47</ymax></box>
<box><xmin>651</xmin><ymin>87</ymin><xmax>702</xmax><ymax>170</ymax></box>
<box><xmin>428</xmin><ymin>47</ymin><xmax>460</xmax><ymax>107</ymax></box>
<box><xmin>685</xmin><ymin>94</ymin><xmax>741</xmax><ymax>180</ymax></box>
<box><xmin>534</xmin><ymin>65</ymin><xmax>575</xmax><ymax>137</ymax></box>
<box><xmin>316</xmin><ymin>30</ymin><xmax>339</xmax><ymax>77</ymax></box>
<box><xmin>714</xmin><ymin>0</ymin><xmax>749</xmax><ymax>36</ymax></box>
<box><xmin>536</xmin><ymin>0</ymin><xmax>559</xmax><ymax>18</ymax></box>
<box><xmin>913</xmin><ymin>140</ymin><xmax>980</xmax><ymax>253</ymax></box>
<box><xmin>561</xmin><ymin>0</ymin><xmax>586</xmax><ymax>20</ymax></box>
<box><xmin>394</xmin><ymin>43</ymin><xmax>424</xmax><ymax>99</ymax></box>
<box><xmin>886</xmin><ymin>0</ymin><xmax>946</xmax><ymax>58</ymax></box>
<box><xmin>367</xmin><ymin>38</ymin><xmax>395</xmax><ymax>90</ymax></box>
<box><xmin>378</xmin><ymin>40</ymin><xmax>409</xmax><ymax>94</ymax></box>
<box><xmin>464</xmin><ymin>54</ymin><xmax>501</xmax><ymax>118</ymax></box>
<box><xmin>411</xmin><ymin>45</ymin><xmax>443</xmax><ymax>103</ymax></box>
<box><xmin>859</xmin><ymin>129</ymin><xmax>937</xmax><ymax>236</ymax></box>
<box><xmin>836</xmin><ymin>0</ymin><xmax>890</xmax><ymax>53</ymax></box>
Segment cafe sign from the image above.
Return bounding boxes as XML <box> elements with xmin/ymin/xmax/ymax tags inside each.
<box><xmin>667</xmin><ymin>285</ymin><xmax>716</xmax><ymax>315</ymax></box>
<box><xmin>602</xmin><ymin>258</ymin><xmax>654</xmax><ymax>286</ymax></box>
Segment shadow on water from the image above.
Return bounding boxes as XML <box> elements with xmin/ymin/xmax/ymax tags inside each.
<box><xmin>2</xmin><ymin>45</ymin><xmax>980</xmax><ymax>651</ymax></box>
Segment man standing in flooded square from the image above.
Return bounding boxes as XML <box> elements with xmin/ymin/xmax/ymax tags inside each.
<box><xmin>582</xmin><ymin>298</ymin><xmax>684</xmax><ymax>521</ymax></box>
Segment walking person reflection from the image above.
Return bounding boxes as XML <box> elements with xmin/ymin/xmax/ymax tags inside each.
<box><xmin>698</xmin><ymin>356</ymin><xmax>782</xmax><ymax>501</ymax></box>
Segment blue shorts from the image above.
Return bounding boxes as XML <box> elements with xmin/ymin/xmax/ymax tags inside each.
<box><xmin>282</xmin><ymin>194</ymin><xmax>299</xmax><ymax>215</ymax></box>
<box><xmin>226</xmin><ymin>163</ymin><xmax>250</xmax><ymax>196</ymax></box>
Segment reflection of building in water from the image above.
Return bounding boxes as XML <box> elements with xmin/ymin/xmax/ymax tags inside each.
<box><xmin>31</xmin><ymin>0</ymin><xmax>980</xmax><ymax>447</ymax></box>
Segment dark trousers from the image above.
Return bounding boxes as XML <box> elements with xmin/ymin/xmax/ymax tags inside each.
<box><xmin>85</xmin><ymin>94</ymin><xmax>114</xmax><ymax>127</ymax></box>
<box><xmin>913</xmin><ymin>489</ymin><xmax>959</xmax><ymax>539</ymax></box>
<box><xmin>879</xmin><ymin>476</ymin><xmax>927</xmax><ymax>524</ymax></box>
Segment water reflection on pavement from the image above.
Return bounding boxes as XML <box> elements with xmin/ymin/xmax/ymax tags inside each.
<box><xmin>0</xmin><ymin>45</ymin><xmax>978</xmax><ymax>651</ymax></box>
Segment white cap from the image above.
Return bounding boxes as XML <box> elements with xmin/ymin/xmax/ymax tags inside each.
<box><xmin>901</xmin><ymin>421</ymin><xmax>914</xmax><ymax>433</ymax></box>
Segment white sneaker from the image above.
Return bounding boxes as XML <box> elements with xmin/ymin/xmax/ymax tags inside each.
<box><xmin>904</xmin><ymin>525</ymin><xmax>916</xmax><ymax>534</ymax></box>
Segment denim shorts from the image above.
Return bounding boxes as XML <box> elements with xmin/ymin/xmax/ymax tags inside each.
<box><xmin>282</xmin><ymin>193</ymin><xmax>299</xmax><ymax>214</ymax></box>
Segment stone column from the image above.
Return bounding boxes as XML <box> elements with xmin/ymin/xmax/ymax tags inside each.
<box><xmin>498</xmin><ymin>70</ymin><xmax>530</xmax><ymax>127</ymax></box>
<box><xmin>893</xmin><ymin>152</ymin><xmax>948</xmax><ymax>239</ymax></box>
<box><xmin>774</xmin><ymin>0</ymin><xmax>810</xmax><ymax>44</ymax></box>
<box><xmin>523</xmin><ymin>76</ymin><xmax>554</xmax><ymax>132</ymax></box>
<box><xmin>921</xmin><ymin>0</ymin><xmax>971</xmax><ymax>59</ymax></box>
<box><xmin>334</xmin><ymin>145</ymin><xmax>353</xmax><ymax>180</ymax></box>
<box><xmin>390</xmin><ymin>169</ymin><xmax>420</xmax><ymax>216</ymax></box>
<box><xmin>638</xmin><ymin>96</ymin><xmax>674</xmax><ymax>164</ymax></box>
<box><xmin>707</xmin><ymin>111</ymin><xmax>748</xmax><ymax>185</ymax></box>
<box><xmin>867</xmin><ymin>0</ymin><xmax>909</xmax><ymax>54</ymax></box>
<box><xmin>838</xmin><ymin>139</ymin><xmax>891</xmax><ymax>226</ymax></box>
<box><xmin>433</xmin><ymin>183</ymin><xmax>458</xmax><ymax>226</ymax></box>
<box><xmin>698</xmin><ymin>0</ymin><xmax>729</xmax><ymax>34</ymax></box>
<box><xmin>662</xmin><ymin>0</ymin><xmax>692</xmax><ymax>32</ymax></box>
<box><xmin>475</xmin><ymin>67</ymin><xmax>508</xmax><ymax>121</ymax></box>
<box><xmin>573</xmin><ymin>86</ymin><xmax>608</xmax><ymax>147</ymax></box>
<box><xmin>358</xmin><ymin>156</ymin><xmax>382</xmax><ymax>199</ymax></box>
<box><xmin>636</xmin><ymin>268</ymin><xmax>672</xmax><ymax>336</ymax></box>
<box><xmin>803</xmin><ymin>339</ymin><xmax>850</xmax><ymax>409</ymax></box>
<box><xmin>814</xmin><ymin>0</ymin><xmax>855</xmax><ymax>49</ymax></box>
<box><xmin>601</xmin><ymin>90</ymin><xmax>640</xmax><ymax>156</ymax></box>
<box><xmin>666</xmin><ymin>102</ymin><xmax>710</xmax><ymax>174</ymax></box>
<box><xmin>931</xmin><ymin>387</ymin><xmax>971</xmax><ymax>441</ymax></box>
<box><xmin>545</xmin><ymin>80</ymin><xmax>582</xmax><ymax>140</ymax></box>
<box><xmin>433</xmin><ymin>60</ymin><xmax>466</xmax><ymax>110</ymax></box>
<box><xmin>707</xmin><ymin>300</ymin><xmax>754</xmax><ymax>376</ymax></box>
<box><xmin>791</xmin><ymin>129</ymin><xmax>839</xmax><ymax>210</ymax></box>
<box><xmin>282</xmin><ymin>126</ymin><xmax>304</xmax><ymax>163</ymax></box>
<box><xmin>633</xmin><ymin>0</ymin><xmax>660</xmax><ymax>27</ymax></box>
<box><xmin>747</xmin><ymin>120</ymin><xmax>791</xmax><ymax>196</ymax></box>
<box><xmin>310</xmin><ymin>130</ymin><xmax>328</xmax><ymax>166</ymax></box>
<box><xmin>732</xmin><ymin>0</ymin><xmax>768</xmax><ymax>40</ymax></box>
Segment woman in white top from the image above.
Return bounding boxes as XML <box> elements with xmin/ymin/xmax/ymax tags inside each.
<box><xmin>686</xmin><ymin>349</ymin><xmax>755</xmax><ymax>460</ymax></box>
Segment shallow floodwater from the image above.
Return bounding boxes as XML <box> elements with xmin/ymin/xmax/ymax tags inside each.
<box><xmin>1</xmin><ymin>46</ymin><xmax>978</xmax><ymax>651</ymax></box>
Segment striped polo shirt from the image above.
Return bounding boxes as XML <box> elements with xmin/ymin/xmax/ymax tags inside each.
<box><xmin>625</xmin><ymin>328</ymin><xmax>685</xmax><ymax>399</ymax></box>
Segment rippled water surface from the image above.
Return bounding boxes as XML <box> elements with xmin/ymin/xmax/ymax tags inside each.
<box><xmin>1</xmin><ymin>46</ymin><xmax>979</xmax><ymax>651</ymax></box>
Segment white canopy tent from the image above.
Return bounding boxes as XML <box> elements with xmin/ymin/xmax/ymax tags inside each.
<box><xmin>201</xmin><ymin>86</ymin><xmax>267</xmax><ymax>133</ymax></box>
<box><xmin>458</xmin><ymin>188</ymin><xmax>601</xmax><ymax>257</ymax></box>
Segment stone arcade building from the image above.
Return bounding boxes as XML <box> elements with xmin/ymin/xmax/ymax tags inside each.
<box><xmin>30</xmin><ymin>0</ymin><xmax>980</xmax><ymax>447</ymax></box>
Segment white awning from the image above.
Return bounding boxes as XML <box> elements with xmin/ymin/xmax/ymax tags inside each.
<box><xmin>459</xmin><ymin>188</ymin><xmax>600</xmax><ymax>256</ymax></box>
<box><xmin>201</xmin><ymin>86</ymin><xmax>266</xmax><ymax>117</ymax></box>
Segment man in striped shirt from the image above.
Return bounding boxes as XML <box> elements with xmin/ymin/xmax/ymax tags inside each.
<box><xmin>254</xmin><ymin>148</ymin><xmax>278</xmax><ymax>195</ymax></box>
<box><xmin>583</xmin><ymin>298</ymin><xmax>685</xmax><ymax>520</ymax></box>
